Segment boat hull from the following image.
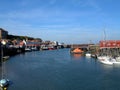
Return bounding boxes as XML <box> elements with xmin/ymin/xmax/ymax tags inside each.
<box><xmin>85</xmin><ymin>53</ymin><xmax>91</xmax><ymax>57</ymax></box>
<box><xmin>100</xmin><ymin>60</ymin><xmax>113</xmax><ymax>65</ymax></box>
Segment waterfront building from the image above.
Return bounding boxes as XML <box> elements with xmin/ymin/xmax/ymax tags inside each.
<box><xmin>0</xmin><ymin>28</ymin><xmax>8</xmax><ymax>39</ymax></box>
<box><xmin>99</xmin><ymin>40</ymin><xmax>120</xmax><ymax>48</ymax></box>
<box><xmin>99</xmin><ymin>40</ymin><xmax>120</xmax><ymax>56</ymax></box>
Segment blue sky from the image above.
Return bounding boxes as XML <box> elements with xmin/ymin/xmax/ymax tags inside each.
<box><xmin>0</xmin><ymin>0</ymin><xmax>120</xmax><ymax>44</ymax></box>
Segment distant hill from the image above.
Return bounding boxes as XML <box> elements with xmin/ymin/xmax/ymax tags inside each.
<box><xmin>7</xmin><ymin>34</ymin><xmax>42</xmax><ymax>42</ymax></box>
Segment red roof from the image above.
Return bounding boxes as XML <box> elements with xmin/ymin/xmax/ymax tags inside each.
<box><xmin>100</xmin><ymin>40</ymin><xmax>120</xmax><ymax>48</ymax></box>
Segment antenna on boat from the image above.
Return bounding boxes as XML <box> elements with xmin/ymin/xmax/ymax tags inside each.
<box><xmin>103</xmin><ymin>25</ymin><xmax>107</xmax><ymax>41</ymax></box>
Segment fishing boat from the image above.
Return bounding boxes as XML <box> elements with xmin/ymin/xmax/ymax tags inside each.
<box><xmin>98</xmin><ymin>29</ymin><xmax>114</xmax><ymax>65</ymax></box>
<box><xmin>98</xmin><ymin>55</ymin><xmax>120</xmax><ymax>65</ymax></box>
<box><xmin>100</xmin><ymin>59</ymin><xmax>113</xmax><ymax>65</ymax></box>
<box><xmin>98</xmin><ymin>55</ymin><xmax>112</xmax><ymax>65</ymax></box>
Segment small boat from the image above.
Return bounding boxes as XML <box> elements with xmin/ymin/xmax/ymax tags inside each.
<box><xmin>100</xmin><ymin>60</ymin><xmax>113</xmax><ymax>65</ymax></box>
<box><xmin>91</xmin><ymin>54</ymin><xmax>97</xmax><ymax>58</ymax></box>
<box><xmin>41</xmin><ymin>46</ymin><xmax>49</xmax><ymax>50</ymax></box>
<box><xmin>70</xmin><ymin>48</ymin><xmax>84</xmax><ymax>54</ymax></box>
<box><xmin>25</xmin><ymin>47</ymin><xmax>31</xmax><ymax>52</ymax></box>
<box><xmin>31</xmin><ymin>47</ymin><xmax>37</xmax><ymax>51</ymax></box>
<box><xmin>0</xmin><ymin>79</ymin><xmax>9</xmax><ymax>88</ymax></box>
<box><xmin>2</xmin><ymin>56</ymin><xmax>10</xmax><ymax>61</ymax></box>
<box><xmin>98</xmin><ymin>56</ymin><xmax>120</xmax><ymax>65</ymax></box>
<box><xmin>98</xmin><ymin>56</ymin><xmax>113</xmax><ymax>65</ymax></box>
<box><xmin>85</xmin><ymin>53</ymin><xmax>91</xmax><ymax>57</ymax></box>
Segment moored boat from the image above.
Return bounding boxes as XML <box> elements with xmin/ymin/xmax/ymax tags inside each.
<box><xmin>85</xmin><ymin>53</ymin><xmax>91</xmax><ymax>57</ymax></box>
<box><xmin>115</xmin><ymin>56</ymin><xmax>120</xmax><ymax>62</ymax></box>
<box><xmin>70</xmin><ymin>48</ymin><xmax>84</xmax><ymax>54</ymax></box>
<box><xmin>100</xmin><ymin>60</ymin><xmax>113</xmax><ymax>65</ymax></box>
<box><xmin>98</xmin><ymin>56</ymin><xmax>120</xmax><ymax>65</ymax></box>
<box><xmin>25</xmin><ymin>47</ymin><xmax>32</xmax><ymax>52</ymax></box>
<box><xmin>2</xmin><ymin>56</ymin><xmax>10</xmax><ymax>61</ymax></box>
<box><xmin>91</xmin><ymin>54</ymin><xmax>97</xmax><ymax>58</ymax></box>
<box><xmin>0</xmin><ymin>79</ymin><xmax>9</xmax><ymax>88</ymax></box>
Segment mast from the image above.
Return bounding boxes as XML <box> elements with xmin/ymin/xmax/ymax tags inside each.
<box><xmin>1</xmin><ymin>40</ymin><xmax>6</xmax><ymax>79</ymax></box>
<box><xmin>102</xmin><ymin>27</ymin><xmax>107</xmax><ymax>55</ymax></box>
<box><xmin>0</xmin><ymin>40</ymin><xmax>9</xmax><ymax>89</ymax></box>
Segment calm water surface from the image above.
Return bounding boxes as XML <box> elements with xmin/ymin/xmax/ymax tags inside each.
<box><xmin>1</xmin><ymin>49</ymin><xmax>120</xmax><ymax>90</ymax></box>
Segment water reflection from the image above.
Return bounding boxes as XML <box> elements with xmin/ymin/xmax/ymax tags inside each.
<box><xmin>100</xmin><ymin>64</ymin><xmax>114</xmax><ymax>70</ymax></box>
<box><xmin>113</xmin><ymin>64</ymin><xmax>120</xmax><ymax>68</ymax></box>
<box><xmin>99</xmin><ymin>61</ymin><xmax>120</xmax><ymax>70</ymax></box>
<box><xmin>70</xmin><ymin>53</ymin><xmax>82</xmax><ymax>60</ymax></box>
<box><xmin>3</xmin><ymin>49</ymin><xmax>120</xmax><ymax>90</ymax></box>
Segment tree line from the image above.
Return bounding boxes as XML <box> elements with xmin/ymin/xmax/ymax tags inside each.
<box><xmin>7</xmin><ymin>34</ymin><xmax>42</xmax><ymax>42</ymax></box>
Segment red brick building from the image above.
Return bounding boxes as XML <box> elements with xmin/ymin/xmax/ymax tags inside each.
<box><xmin>99</xmin><ymin>40</ymin><xmax>120</xmax><ymax>48</ymax></box>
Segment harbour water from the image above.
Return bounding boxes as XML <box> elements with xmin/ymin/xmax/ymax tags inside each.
<box><xmin>1</xmin><ymin>49</ymin><xmax>120</xmax><ymax>90</ymax></box>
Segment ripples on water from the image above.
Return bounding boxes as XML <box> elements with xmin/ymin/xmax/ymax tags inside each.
<box><xmin>1</xmin><ymin>49</ymin><xmax>120</xmax><ymax>90</ymax></box>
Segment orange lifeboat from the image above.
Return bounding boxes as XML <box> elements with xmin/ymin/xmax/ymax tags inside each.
<box><xmin>70</xmin><ymin>48</ymin><xmax>84</xmax><ymax>54</ymax></box>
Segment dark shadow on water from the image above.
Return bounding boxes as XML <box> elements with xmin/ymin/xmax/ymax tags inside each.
<box><xmin>8</xmin><ymin>80</ymin><xmax>13</xmax><ymax>86</ymax></box>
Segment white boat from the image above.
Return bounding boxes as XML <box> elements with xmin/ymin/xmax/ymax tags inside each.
<box><xmin>112</xmin><ymin>58</ymin><xmax>120</xmax><ymax>64</ymax></box>
<box><xmin>98</xmin><ymin>56</ymin><xmax>120</xmax><ymax>65</ymax></box>
<box><xmin>2</xmin><ymin>56</ymin><xmax>10</xmax><ymax>61</ymax></box>
<box><xmin>31</xmin><ymin>47</ymin><xmax>37</xmax><ymax>51</ymax></box>
<box><xmin>116</xmin><ymin>56</ymin><xmax>120</xmax><ymax>62</ymax></box>
<box><xmin>97</xmin><ymin>56</ymin><xmax>110</xmax><ymax>60</ymax></box>
<box><xmin>100</xmin><ymin>60</ymin><xmax>113</xmax><ymax>65</ymax></box>
<box><xmin>25</xmin><ymin>47</ymin><xmax>31</xmax><ymax>52</ymax></box>
<box><xmin>91</xmin><ymin>54</ymin><xmax>97</xmax><ymax>58</ymax></box>
<box><xmin>113</xmin><ymin>61</ymin><xmax>120</xmax><ymax>64</ymax></box>
<box><xmin>0</xmin><ymin>79</ymin><xmax>9</xmax><ymax>88</ymax></box>
<box><xmin>85</xmin><ymin>53</ymin><xmax>91</xmax><ymax>57</ymax></box>
<box><xmin>98</xmin><ymin>30</ymin><xmax>120</xmax><ymax>65</ymax></box>
<box><xmin>98</xmin><ymin>55</ymin><xmax>113</xmax><ymax>65</ymax></box>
